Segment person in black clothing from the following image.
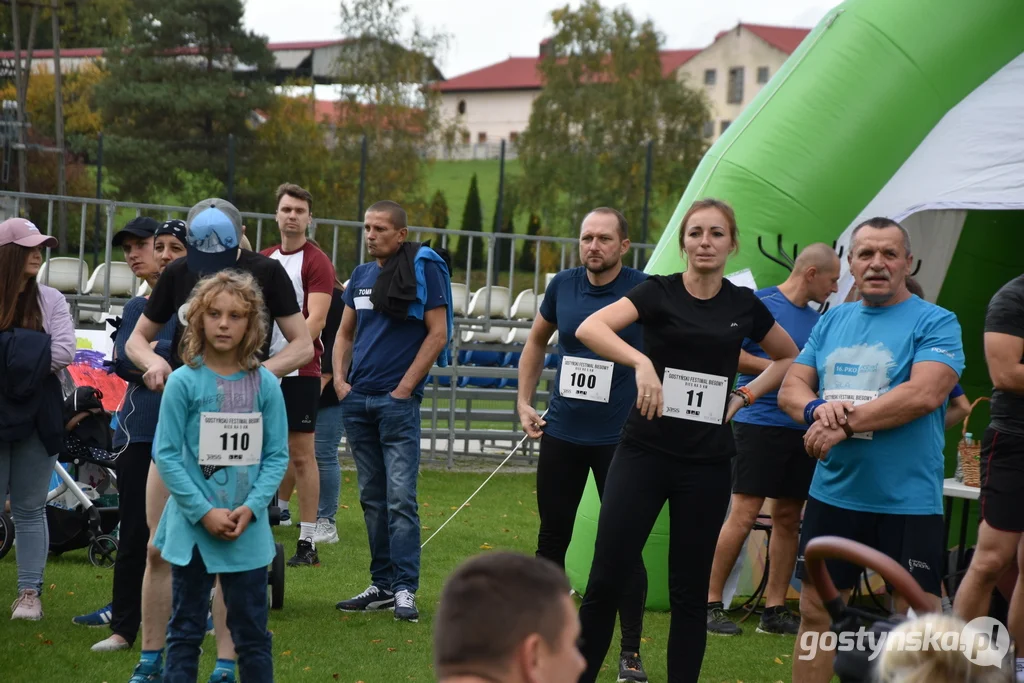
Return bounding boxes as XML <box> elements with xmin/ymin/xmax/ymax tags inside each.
<box><xmin>954</xmin><ymin>274</ymin><xmax>1024</xmax><ymax>648</ymax></box>
<box><xmin>574</xmin><ymin>198</ymin><xmax>799</xmax><ymax>683</ymax></box>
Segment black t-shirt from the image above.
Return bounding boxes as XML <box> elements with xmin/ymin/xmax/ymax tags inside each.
<box><xmin>319</xmin><ymin>288</ymin><xmax>346</xmax><ymax>408</ymax></box>
<box><xmin>143</xmin><ymin>251</ymin><xmax>301</xmax><ymax>367</ymax></box>
<box><xmin>622</xmin><ymin>274</ymin><xmax>776</xmax><ymax>460</ymax></box>
<box><xmin>985</xmin><ymin>275</ymin><xmax>1024</xmax><ymax>436</ymax></box>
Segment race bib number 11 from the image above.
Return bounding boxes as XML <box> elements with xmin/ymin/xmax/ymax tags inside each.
<box><xmin>662</xmin><ymin>368</ymin><xmax>729</xmax><ymax>425</ymax></box>
<box><xmin>198</xmin><ymin>412</ymin><xmax>263</xmax><ymax>466</ymax></box>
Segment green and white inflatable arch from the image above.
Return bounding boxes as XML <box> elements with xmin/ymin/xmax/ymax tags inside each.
<box><xmin>565</xmin><ymin>0</ymin><xmax>1024</xmax><ymax>610</ymax></box>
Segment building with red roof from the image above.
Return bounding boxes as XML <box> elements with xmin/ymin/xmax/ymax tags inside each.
<box><xmin>436</xmin><ymin>22</ymin><xmax>811</xmax><ymax>149</ymax></box>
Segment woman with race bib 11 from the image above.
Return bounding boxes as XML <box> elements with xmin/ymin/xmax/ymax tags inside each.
<box><xmin>574</xmin><ymin>198</ymin><xmax>799</xmax><ymax>683</ymax></box>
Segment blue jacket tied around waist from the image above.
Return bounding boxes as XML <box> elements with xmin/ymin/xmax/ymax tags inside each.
<box><xmin>407</xmin><ymin>245</ymin><xmax>454</xmax><ymax>367</ymax></box>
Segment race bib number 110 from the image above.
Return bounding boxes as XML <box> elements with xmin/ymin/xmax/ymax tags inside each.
<box><xmin>198</xmin><ymin>412</ymin><xmax>263</xmax><ymax>466</ymax></box>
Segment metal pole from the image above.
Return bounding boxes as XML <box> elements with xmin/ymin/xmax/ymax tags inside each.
<box><xmin>51</xmin><ymin>0</ymin><xmax>67</xmax><ymax>253</ymax></box>
<box><xmin>641</xmin><ymin>139</ymin><xmax>653</xmax><ymax>263</ymax></box>
<box><xmin>492</xmin><ymin>139</ymin><xmax>506</xmax><ymax>285</ymax></box>
<box><xmin>226</xmin><ymin>134</ymin><xmax>235</xmax><ymax>203</ymax></box>
<box><xmin>356</xmin><ymin>134</ymin><xmax>367</xmax><ymax>264</ymax></box>
<box><xmin>94</xmin><ymin>132</ymin><xmax>103</xmax><ymax>266</ymax></box>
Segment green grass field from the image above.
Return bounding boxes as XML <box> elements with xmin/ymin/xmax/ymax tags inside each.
<box><xmin>0</xmin><ymin>470</ymin><xmax>799</xmax><ymax>683</ymax></box>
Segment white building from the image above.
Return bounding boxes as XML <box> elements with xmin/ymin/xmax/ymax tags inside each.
<box><xmin>436</xmin><ymin>23</ymin><xmax>811</xmax><ymax>148</ymax></box>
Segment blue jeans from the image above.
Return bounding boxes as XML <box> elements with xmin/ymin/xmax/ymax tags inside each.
<box><xmin>0</xmin><ymin>431</ymin><xmax>58</xmax><ymax>593</ymax></box>
<box><xmin>341</xmin><ymin>391</ymin><xmax>421</xmax><ymax>593</ymax></box>
<box><xmin>314</xmin><ymin>402</ymin><xmax>345</xmax><ymax>524</ymax></box>
<box><xmin>165</xmin><ymin>548</ymin><xmax>272</xmax><ymax>683</ymax></box>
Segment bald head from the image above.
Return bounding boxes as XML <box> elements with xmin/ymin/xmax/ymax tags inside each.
<box><xmin>789</xmin><ymin>242</ymin><xmax>840</xmax><ymax>305</ymax></box>
<box><xmin>794</xmin><ymin>242</ymin><xmax>839</xmax><ymax>273</ymax></box>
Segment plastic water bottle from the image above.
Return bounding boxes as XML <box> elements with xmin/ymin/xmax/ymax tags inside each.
<box><xmin>965</xmin><ymin>432</ymin><xmax>974</xmax><ymax>447</ymax></box>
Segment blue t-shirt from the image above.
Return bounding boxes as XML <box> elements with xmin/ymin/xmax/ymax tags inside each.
<box><xmin>794</xmin><ymin>296</ymin><xmax>965</xmax><ymax>515</ymax></box>
<box><xmin>539</xmin><ymin>266</ymin><xmax>647</xmax><ymax>445</ymax></box>
<box><xmin>342</xmin><ymin>259</ymin><xmax>447</xmax><ymax>397</ymax></box>
<box><xmin>734</xmin><ymin>286</ymin><xmax>820</xmax><ymax>430</ymax></box>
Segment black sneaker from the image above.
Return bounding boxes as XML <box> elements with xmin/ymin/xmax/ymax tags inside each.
<box><xmin>286</xmin><ymin>539</ymin><xmax>319</xmax><ymax>567</ymax></box>
<box><xmin>336</xmin><ymin>585</ymin><xmax>395</xmax><ymax>612</ymax></box>
<box><xmin>757</xmin><ymin>605</ymin><xmax>800</xmax><ymax>635</ymax></box>
<box><xmin>393</xmin><ymin>589</ymin><xmax>419</xmax><ymax>623</ymax></box>
<box><xmin>617</xmin><ymin>652</ymin><xmax>648</xmax><ymax>682</ymax></box>
<box><xmin>706</xmin><ymin>602</ymin><xmax>742</xmax><ymax>636</ymax></box>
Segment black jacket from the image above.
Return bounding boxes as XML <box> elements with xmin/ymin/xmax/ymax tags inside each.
<box><xmin>0</xmin><ymin>327</ymin><xmax>64</xmax><ymax>454</ymax></box>
<box><xmin>370</xmin><ymin>241</ymin><xmax>420</xmax><ymax>321</ymax></box>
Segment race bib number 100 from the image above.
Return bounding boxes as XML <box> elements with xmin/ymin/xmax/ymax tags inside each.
<box><xmin>662</xmin><ymin>368</ymin><xmax>729</xmax><ymax>425</ymax></box>
<box><xmin>198</xmin><ymin>412</ymin><xmax>263</xmax><ymax>466</ymax></box>
<box><xmin>822</xmin><ymin>389</ymin><xmax>878</xmax><ymax>440</ymax></box>
<box><xmin>559</xmin><ymin>356</ymin><xmax>614</xmax><ymax>404</ymax></box>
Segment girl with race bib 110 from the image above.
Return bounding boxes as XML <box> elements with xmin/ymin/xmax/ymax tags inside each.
<box><xmin>151</xmin><ymin>270</ymin><xmax>289</xmax><ymax>683</ymax></box>
<box><xmin>574</xmin><ymin>198</ymin><xmax>799</xmax><ymax>683</ymax></box>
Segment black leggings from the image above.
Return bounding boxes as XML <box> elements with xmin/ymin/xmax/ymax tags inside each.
<box><xmin>111</xmin><ymin>441</ymin><xmax>152</xmax><ymax>643</ymax></box>
<box><xmin>577</xmin><ymin>440</ymin><xmax>731</xmax><ymax>683</ymax></box>
<box><xmin>535</xmin><ymin>432</ymin><xmax>647</xmax><ymax>654</ymax></box>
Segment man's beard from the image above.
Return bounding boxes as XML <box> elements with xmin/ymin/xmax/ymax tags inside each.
<box><xmin>585</xmin><ymin>258</ymin><xmax>615</xmax><ymax>274</ymax></box>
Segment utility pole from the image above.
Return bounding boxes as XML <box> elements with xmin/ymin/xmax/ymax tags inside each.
<box><xmin>9</xmin><ymin>0</ymin><xmax>40</xmax><ymax>201</ymax></box>
<box><xmin>51</xmin><ymin>0</ymin><xmax>67</xmax><ymax>251</ymax></box>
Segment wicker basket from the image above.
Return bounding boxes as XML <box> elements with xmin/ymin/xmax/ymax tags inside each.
<box><xmin>958</xmin><ymin>397</ymin><xmax>989</xmax><ymax>488</ymax></box>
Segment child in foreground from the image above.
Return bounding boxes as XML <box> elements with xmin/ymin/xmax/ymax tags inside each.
<box><xmin>151</xmin><ymin>271</ymin><xmax>288</xmax><ymax>683</ymax></box>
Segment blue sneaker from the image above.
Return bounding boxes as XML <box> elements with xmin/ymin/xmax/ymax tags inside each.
<box><xmin>128</xmin><ymin>664</ymin><xmax>163</xmax><ymax>683</ymax></box>
<box><xmin>279</xmin><ymin>508</ymin><xmax>291</xmax><ymax>526</ymax></box>
<box><xmin>72</xmin><ymin>603</ymin><xmax>112</xmax><ymax>627</ymax></box>
<box><xmin>207</xmin><ymin>667</ymin><xmax>236</xmax><ymax>683</ymax></box>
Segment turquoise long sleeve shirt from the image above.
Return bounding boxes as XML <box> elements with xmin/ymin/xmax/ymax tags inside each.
<box><xmin>152</xmin><ymin>363</ymin><xmax>289</xmax><ymax>573</ymax></box>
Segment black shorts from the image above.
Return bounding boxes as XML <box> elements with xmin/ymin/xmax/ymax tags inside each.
<box><xmin>795</xmin><ymin>496</ymin><xmax>944</xmax><ymax>596</ymax></box>
<box><xmin>279</xmin><ymin>376</ymin><xmax>320</xmax><ymax>434</ymax></box>
<box><xmin>732</xmin><ymin>422</ymin><xmax>817</xmax><ymax>500</ymax></box>
<box><xmin>980</xmin><ymin>427</ymin><xmax>1024</xmax><ymax>532</ymax></box>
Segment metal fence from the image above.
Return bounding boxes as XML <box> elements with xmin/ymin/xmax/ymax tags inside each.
<box><xmin>2</xmin><ymin>190</ymin><xmax>656</xmax><ymax>467</ymax></box>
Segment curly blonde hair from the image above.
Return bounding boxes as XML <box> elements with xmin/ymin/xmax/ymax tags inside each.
<box><xmin>178</xmin><ymin>270</ymin><xmax>268</xmax><ymax>371</ymax></box>
<box><xmin>875</xmin><ymin>614</ymin><xmax>1013</xmax><ymax>683</ymax></box>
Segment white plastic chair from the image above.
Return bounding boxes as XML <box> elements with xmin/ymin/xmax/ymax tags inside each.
<box><xmin>38</xmin><ymin>258</ymin><xmax>89</xmax><ymax>294</ymax></box>
<box><xmin>462</xmin><ymin>321</ymin><xmax>511</xmax><ymax>344</ymax></box>
<box><xmin>137</xmin><ymin>281</ymin><xmax>151</xmax><ymax>297</ymax></box>
<box><xmin>450</xmin><ymin>282</ymin><xmax>470</xmax><ymax>316</ymax></box>
<box><xmin>510</xmin><ymin>289</ymin><xmax>541</xmax><ymax>320</ymax></box>
<box><xmin>84</xmin><ymin>262</ymin><xmax>136</xmax><ymax>298</ymax></box>
<box><xmin>466</xmin><ymin>286</ymin><xmax>511</xmax><ymax>319</ymax></box>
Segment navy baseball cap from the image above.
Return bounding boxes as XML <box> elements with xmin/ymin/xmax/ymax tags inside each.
<box><xmin>112</xmin><ymin>216</ymin><xmax>160</xmax><ymax>246</ymax></box>
<box><xmin>155</xmin><ymin>219</ymin><xmax>187</xmax><ymax>247</ymax></box>
<box><xmin>185</xmin><ymin>198</ymin><xmax>243</xmax><ymax>274</ymax></box>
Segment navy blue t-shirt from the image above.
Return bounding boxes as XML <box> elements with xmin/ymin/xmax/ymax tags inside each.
<box><xmin>342</xmin><ymin>259</ymin><xmax>447</xmax><ymax>397</ymax></box>
<box><xmin>539</xmin><ymin>266</ymin><xmax>647</xmax><ymax>445</ymax></box>
<box><xmin>734</xmin><ymin>286</ymin><xmax>821</xmax><ymax>430</ymax></box>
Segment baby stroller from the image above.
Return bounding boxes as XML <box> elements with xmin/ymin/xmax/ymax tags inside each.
<box><xmin>46</xmin><ymin>386</ymin><xmax>120</xmax><ymax>567</ymax></box>
<box><xmin>805</xmin><ymin>536</ymin><xmax>1017</xmax><ymax>682</ymax></box>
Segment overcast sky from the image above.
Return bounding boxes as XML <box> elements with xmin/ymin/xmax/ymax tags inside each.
<box><xmin>245</xmin><ymin>0</ymin><xmax>836</xmax><ymax>78</ymax></box>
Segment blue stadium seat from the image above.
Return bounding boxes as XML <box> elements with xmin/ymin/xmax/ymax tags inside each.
<box><xmin>462</xmin><ymin>349</ymin><xmax>505</xmax><ymax>367</ymax></box>
<box><xmin>499</xmin><ymin>377</ymin><xmax>519</xmax><ymax>389</ymax></box>
<box><xmin>544</xmin><ymin>354</ymin><xmax>559</xmax><ymax>369</ymax></box>
<box><xmin>502</xmin><ymin>352</ymin><xmax>521</xmax><ymax>368</ymax></box>
<box><xmin>459</xmin><ymin>376</ymin><xmax>502</xmax><ymax>388</ymax></box>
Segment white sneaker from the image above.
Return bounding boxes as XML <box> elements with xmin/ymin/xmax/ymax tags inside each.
<box><xmin>11</xmin><ymin>588</ymin><xmax>42</xmax><ymax>620</ymax></box>
<box><xmin>91</xmin><ymin>634</ymin><xmax>130</xmax><ymax>652</ymax></box>
<box><xmin>312</xmin><ymin>518</ymin><xmax>339</xmax><ymax>545</ymax></box>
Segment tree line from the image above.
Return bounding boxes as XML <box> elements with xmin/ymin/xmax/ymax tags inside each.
<box><xmin>2</xmin><ymin>0</ymin><xmax>711</xmax><ymax>256</ymax></box>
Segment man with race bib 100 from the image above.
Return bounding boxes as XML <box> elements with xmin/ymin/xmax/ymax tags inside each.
<box><xmin>517</xmin><ymin>207</ymin><xmax>650</xmax><ymax>683</ymax></box>
<box><xmin>778</xmin><ymin>217</ymin><xmax>965</xmax><ymax>683</ymax></box>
